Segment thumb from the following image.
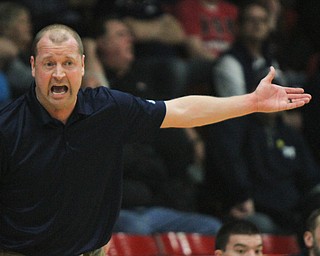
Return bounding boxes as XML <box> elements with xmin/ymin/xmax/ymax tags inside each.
<box><xmin>263</xmin><ymin>66</ymin><xmax>276</xmax><ymax>83</ymax></box>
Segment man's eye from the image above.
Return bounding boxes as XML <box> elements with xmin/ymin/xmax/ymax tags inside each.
<box><xmin>65</xmin><ymin>61</ymin><xmax>73</xmax><ymax>66</ymax></box>
<box><xmin>45</xmin><ymin>62</ymin><xmax>54</xmax><ymax>67</ymax></box>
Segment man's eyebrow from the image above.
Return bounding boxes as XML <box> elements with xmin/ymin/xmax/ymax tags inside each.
<box><xmin>233</xmin><ymin>243</ymin><xmax>263</xmax><ymax>248</ymax></box>
<box><xmin>233</xmin><ymin>243</ymin><xmax>247</xmax><ymax>248</ymax></box>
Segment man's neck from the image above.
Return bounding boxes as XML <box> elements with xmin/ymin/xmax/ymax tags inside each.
<box><xmin>243</xmin><ymin>40</ymin><xmax>263</xmax><ymax>59</ymax></box>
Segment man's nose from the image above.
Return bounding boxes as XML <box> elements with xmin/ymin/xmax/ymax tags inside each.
<box><xmin>52</xmin><ymin>64</ymin><xmax>66</xmax><ymax>79</ymax></box>
<box><xmin>245</xmin><ymin>249</ymin><xmax>259</xmax><ymax>256</ymax></box>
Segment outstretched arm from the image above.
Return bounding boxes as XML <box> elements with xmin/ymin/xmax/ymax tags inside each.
<box><xmin>161</xmin><ymin>67</ymin><xmax>311</xmax><ymax>128</ymax></box>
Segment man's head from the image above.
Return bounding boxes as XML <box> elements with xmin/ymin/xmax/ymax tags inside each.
<box><xmin>304</xmin><ymin>208</ymin><xmax>320</xmax><ymax>256</ymax></box>
<box><xmin>237</xmin><ymin>1</ymin><xmax>271</xmax><ymax>43</ymax></box>
<box><xmin>30</xmin><ymin>24</ymin><xmax>85</xmax><ymax>118</ymax></box>
<box><xmin>215</xmin><ymin>220</ymin><xmax>263</xmax><ymax>256</ymax></box>
<box><xmin>94</xmin><ymin>15</ymin><xmax>134</xmax><ymax>76</ymax></box>
<box><xmin>0</xmin><ymin>2</ymin><xmax>33</xmax><ymax>52</ymax></box>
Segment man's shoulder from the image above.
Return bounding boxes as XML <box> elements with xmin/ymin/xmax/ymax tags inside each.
<box><xmin>79</xmin><ymin>86</ymin><xmax>133</xmax><ymax>104</ymax></box>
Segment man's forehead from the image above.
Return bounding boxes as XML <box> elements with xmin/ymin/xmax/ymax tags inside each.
<box><xmin>228</xmin><ymin>234</ymin><xmax>263</xmax><ymax>246</ymax></box>
<box><xmin>37</xmin><ymin>34</ymin><xmax>79</xmax><ymax>53</ymax></box>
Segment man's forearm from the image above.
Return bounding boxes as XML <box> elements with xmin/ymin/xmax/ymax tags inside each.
<box><xmin>161</xmin><ymin>93</ymin><xmax>257</xmax><ymax>128</ymax></box>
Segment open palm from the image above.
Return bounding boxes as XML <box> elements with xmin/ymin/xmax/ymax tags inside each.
<box><xmin>254</xmin><ymin>67</ymin><xmax>311</xmax><ymax>113</ymax></box>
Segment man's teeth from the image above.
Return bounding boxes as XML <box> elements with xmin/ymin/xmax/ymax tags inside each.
<box><xmin>51</xmin><ymin>86</ymin><xmax>68</xmax><ymax>94</ymax></box>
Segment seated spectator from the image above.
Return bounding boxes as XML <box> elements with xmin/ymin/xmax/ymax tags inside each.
<box><xmin>214</xmin><ymin>219</ymin><xmax>263</xmax><ymax>256</ymax></box>
<box><xmin>0</xmin><ymin>2</ymin><xmax>33</xmax><ymax>99</ymax></box>
<box><xmin>297</xmin><ymin>208</ymin><xmax>320</xmax><ymax>256</ymax></box>
<box><xmin>200</xmin><ymin>111</ymin><xmax>320</xmax><ymax>234</ymax></box>
<box><xmin>83</xmin><ymin>14</ymin><xmax>187</xmax><ymax>99</ymax></box>
<box><xmin>173</xmin><ymin>0</ymin><xmax>238</xmax><ymax>94</ymax></box>
<box><xmin>174</xmin><ymin>0</ymin><xmax>238</xmax><ymax>60</ymax></box>
<box><xmin>93</xmin><ymin>0</ymin><xmax>186</xmax><ymax>59</ymax></box>
<box><xmin>213</xmin><ymin>1</ymin><xmax>285</xmax><ymax>97</ymax></box>
<box><xmin>198</xmin><ymin>1</ymin><xmax>320</xmax><ymax>235</ymax></box>
<box><xmin>112</xmin><ymin>142</ymin><xmax>222</xmax><ymax>235</ymax></box>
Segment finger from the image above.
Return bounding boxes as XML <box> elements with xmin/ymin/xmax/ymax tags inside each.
<box><xmin>263</xmin><ymin>66</ymin><xmax>276</xmax><ymax>83</ymax></box>
<box><xmin>284</xmin><ymin>87</ymin><xmax>305</xmax><ymax>93</ymax></box>
<box><xmin>287</xmin><ymin>93</ymin><xmax>312</xmax><ymax>101</ymax></box>
<box><xmin>286</xmin><ymin>100</ymin><xmax>307</xmax><ymax>110</ymax></box>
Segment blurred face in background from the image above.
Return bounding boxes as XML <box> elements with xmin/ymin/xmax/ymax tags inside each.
<box><xmin>97</xmin><ymin>19</ymin><xmax>134</xmax><ymax>76</ymax></box>
<box><xmin>5</xmin><ymin>8</ymin><xmax>33</xmax><ymax>52</ymax></box>
<box><xmin>239</xmin><ymin>4</ymin><xmax>270</xmax><ymax>43</ymax></box>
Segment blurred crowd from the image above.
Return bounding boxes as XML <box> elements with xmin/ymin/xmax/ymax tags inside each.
<box><xmin>1</xmin><ymin>0</ymin><xmax>320</xmax><ymax>252</ymax></box>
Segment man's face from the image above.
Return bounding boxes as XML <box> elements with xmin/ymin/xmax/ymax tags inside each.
<box><xmin>7</xmin><ymin>9</ymin><xmax>32</xmax><ymax>50</ymax></box>
<box><xmin>216</xmin><ymin>234</ymin><xmax>263</xmax><ymax>256</ymax></box>
<box><xmin>305</xmin><ymin>217</ymin><xmax>320</xmax><ymax>256</ymax></box>
<box><xmin>97</xmin><ymin>20</ymin><xmax>134</xmax><ymax>72</ymax></box>
<box><xmin>30</xmin><ymin>32</ymin><xmax>85</xmax><ymax>113</ymax></box>
<box><xmin>240</xmin><ymin>5</ymin><xmax>270</xmax><ymax>43</ymax></box>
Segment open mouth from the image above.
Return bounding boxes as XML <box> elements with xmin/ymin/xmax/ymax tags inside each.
<box><xmin>51</xmin><ymin>85</ymin><xmax>68</xmax><ymax>95</ymax></box>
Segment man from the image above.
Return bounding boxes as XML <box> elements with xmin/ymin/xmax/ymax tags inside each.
<box><xmin>174</xmin><ymin>0</ymin><xmax>239</xmax><ymax>94</ymax></box>
<box><xmin>0</xmin><ymin>2</ymin><xmax>34</xmax><ymax>99</ymax></box>
<box><xmin>300</xmin><ymin>208</ymin><xmax>320</xmax><ymax>256</ymax></box>
<box><xmin>214</xmin><ymin>220</ymin><xmax>263</xmax><ymax>256</ymax></box>
<box><xmin>83</xmin><ymin>14</ymin><xmax>186</xmax><ymax>99</ymax></box>
<box><xmin>0</xmin><ymin>24</ymin><xmax>311</xmax><ymax>256</ymax></box>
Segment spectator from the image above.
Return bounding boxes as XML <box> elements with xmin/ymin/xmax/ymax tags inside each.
<box><xmin>83</xmin><ymin>14</ymin><xmax>187</xmax><ymax>99</ymax></box>
<box><xmin>198</xmin><ymin>1</ymin><xmax>320</xmax><ymax>235</ymax></box>
<box><xmin>92</xmin><ymin>0</ymin><xmax>186</xmax><ymax>59</ymax></box>
<box><xmin>297</xmin><ymin>208</ymin><xmax>320</xmax><ymax>256</ymax></box>
<box><xmin>213</xmin><ymin>1</ymin><xmax>285</xmax><ymax>97</ymax></box>
<box><xmin>174</xmin><ymin>0</ymin><xmax>238</xmax><ymax>61</ymax></box>
<box><xmin>0</xmin><ymin>1</ymin><xmax>33</xmax><ymax>99</ymax></box>
<box><xmin>214</xmin><ymin>219</ymin><xmax>263</xmax><ymax>256</ymax></box>
<box><xmin>173</xmin><ymin>0</ymin><xmax>238</xmax><ymax>95</ymax></box>
<box><xmin>91</xmin><ymin>0</ymin><xmax>189</xmax><ymax>95</ymax></box>
<box><xmin>112</xmin><ymin>143</ymin><xmax>222</xmax><ymax>235</ymax></box>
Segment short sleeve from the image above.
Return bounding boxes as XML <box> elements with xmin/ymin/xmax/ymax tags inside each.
<box><xmin>110</xmin><ymin>89</ymin><xmax>166</xmax><ymax>143</ymax></box>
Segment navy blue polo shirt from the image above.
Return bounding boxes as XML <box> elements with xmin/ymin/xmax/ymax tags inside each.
<box><xmin>0</xmin><ymin>83</ymin><xmax>166</xmax><ymax>256</ymax></box>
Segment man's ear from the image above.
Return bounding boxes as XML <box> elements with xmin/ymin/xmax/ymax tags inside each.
<box><xmin>30</xmin><ymin>56</ymin><xmax>35</xmax><ymax>78</ymax></box>
<box><xmin>304</xmin><ymin>231</ymin><xmax>314</xmax><ymax>248</ymax></box>
<box><xmin>215</xmin><ymin>249</ymin><xmax>223</xmax><ymax>256</ymax></box>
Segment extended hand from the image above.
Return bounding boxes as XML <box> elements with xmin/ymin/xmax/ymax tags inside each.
<box><xmin>254</xmin><ymin>66</ymin><xmax>311</xmax><ymax>113</ymax></box>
